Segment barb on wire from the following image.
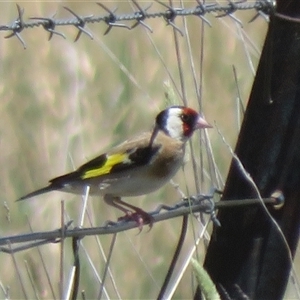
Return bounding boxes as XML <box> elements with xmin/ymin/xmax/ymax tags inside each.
<box><xmin>194</xmin><ymin>0</ymin><xmax>212</xmax><ymax>27</ymax></box>
<box><xmin>131</xmin><ymin>0</ymin><xmax>153</xmax><ymax>32</ymax></box>
<box><xmin>216</xmin><ymin>0</ymin><xmax>244</xmax><ymax>27</ymax></box>
<box><xmin>250</xmin><ymin>0</ymin><xmax>275</xmax><ymax>23</ymax></box>
<box><xmin>97</xmin><ymin>3</ymin><xmax>131</xmax><ymax>35</ymax></box>
<box><xmin>0</xmin><ymin>1</ymin><xmax>274</xmax><ymax>47</ymax></box>
<box><xmin>0</xmin><ymin>191</ymin><xmax>284</xmax><ymax>254</ymax></box>
<box><xmin>5</xmin><ymin>4</ymin><xmax>26</xmax><ymax>49</ymax></box>
<box><xmin>30</xmin><ymin>16</ymin><xmax>66</xmax><ymax>40</ymax></box>
<box><xmin>63</xmin><ymin>6</ymin><xmax>94</xmax><ymax>41</ymax></box>
<box><xmin>155</xmin><ymin>0</ymin><xmax>184</xmax><ymax>36</ymax></box>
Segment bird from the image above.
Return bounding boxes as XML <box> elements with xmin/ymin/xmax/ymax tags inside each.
<box><xmin>17</xmin><ymin>106</ymin><xmax>212</xmax><ymax>227</ymax></box>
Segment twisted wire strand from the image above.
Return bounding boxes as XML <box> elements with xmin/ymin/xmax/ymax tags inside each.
<box><xmin>0</xmin><ymin>0</ymin><xmax>274</xmax><ymax>48</ymax></box>
<box><xmin>0</xmin><ymin>192</ymin><xmax>283</xmax><ymax>253</ymax></box>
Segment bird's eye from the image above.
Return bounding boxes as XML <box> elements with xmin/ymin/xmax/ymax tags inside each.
<box><xmin>180</xmin><ymin>113</ymin><xmax>191</xmax><ymax>123</ymax></box>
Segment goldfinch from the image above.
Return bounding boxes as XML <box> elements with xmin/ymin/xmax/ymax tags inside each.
<box><xmin>18</xmin><ymin>106</ymin><xmax>211</xmax><ymax>226</ymax></box>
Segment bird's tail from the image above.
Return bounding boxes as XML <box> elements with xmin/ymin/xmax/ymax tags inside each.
<box><xmin>17</xmin><ymin>185</ymin><xmax>58</xmax><ymax>201</ymax></box>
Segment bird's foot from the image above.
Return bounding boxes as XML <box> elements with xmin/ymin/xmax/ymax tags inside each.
<box><xmin>118</xmin><ymin>210</ymin><xmax>154</xmax><ymax>231</ymax></box>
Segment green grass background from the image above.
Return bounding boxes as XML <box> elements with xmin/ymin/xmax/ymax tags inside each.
<box><xmin>0</xmin><ymin>1</ymin><xmax>279</xmax><ymax>299</ymax></box>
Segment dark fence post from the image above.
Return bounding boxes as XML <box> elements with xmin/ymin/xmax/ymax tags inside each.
<box><xmin>197</xmin><ymin>1</ymin><xmax>300</xmax><ymax>299</ymax></box>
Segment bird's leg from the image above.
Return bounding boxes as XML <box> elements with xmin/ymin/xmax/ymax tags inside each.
<box><xmin>104</xmin><ymin>194</ymin><xmax>131</xmax><ymax>215</ymax></box>
<box><xmin>104</xmin><ymin>195</ymin><xmax>154</xmax><ymax>230</ymax></box>
<box><xmin>116</xmin><ymin>198</ymin><xmax>154</xmax><ymax>230</ymax></box>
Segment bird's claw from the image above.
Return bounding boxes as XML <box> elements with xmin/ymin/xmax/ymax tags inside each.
<box><xmin>118</xmin><ymin>210</ymin><xmax>154</xmax><ymax>231</ymax></box>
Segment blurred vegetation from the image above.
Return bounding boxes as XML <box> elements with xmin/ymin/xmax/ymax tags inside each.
<box><xmin>0</xmin><ymin>2</ymin><xmax>270</xmax><ymax>299</ymax></box>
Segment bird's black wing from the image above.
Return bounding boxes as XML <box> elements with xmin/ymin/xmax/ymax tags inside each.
<box><xmin>50</xmin><ymin>144</ymin><xmax>161</xmax><ymax>184</ymax></box>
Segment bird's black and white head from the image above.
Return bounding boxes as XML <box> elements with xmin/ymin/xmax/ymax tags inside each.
<box><xmin>155</xmin><ymin>106</ymin><xmax>212</xmax><ymax>142</ymax></box>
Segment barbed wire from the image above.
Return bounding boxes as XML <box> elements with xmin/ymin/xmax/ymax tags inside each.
<box><xmin>0</xmin><ymin>0</ymin><xmax>275</xmax><ymax>48</ymax></box>
<box><xmin>0</xmin><ymin>192</ymin><xmax>284</xmax><ymax>254</ymax></box>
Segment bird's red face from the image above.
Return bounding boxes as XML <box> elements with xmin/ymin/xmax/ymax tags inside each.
<box><xmin>180</xmin><ymin>107</ymin><xmax>212</xmax><ymax>138</ymax></box>
<box><xmin>156</xmin><ymin>106</ymin><xmax>212</xmax><ymax>141</ymax></box>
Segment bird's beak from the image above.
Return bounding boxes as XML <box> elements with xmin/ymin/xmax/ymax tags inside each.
<box><xmin>196</xmin><ymin>116</ymin><xmax>213</xmax><ymax>129</ymax></box>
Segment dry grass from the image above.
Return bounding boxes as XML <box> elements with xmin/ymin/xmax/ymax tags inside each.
<box><xmin>0</xmin><ymin>2</ymin><xmax>271</xmax><ymax>299</ymax></box>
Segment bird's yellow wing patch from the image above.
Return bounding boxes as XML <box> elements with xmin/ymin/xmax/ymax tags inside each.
<box><xmin>82</xmin><ymin>153</ymin><xmax>130</xmax><ymax>179</ymax></box>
